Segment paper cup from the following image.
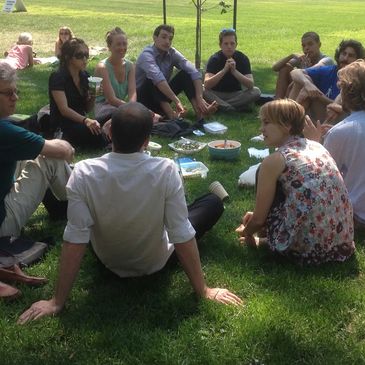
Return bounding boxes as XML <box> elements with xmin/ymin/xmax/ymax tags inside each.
<box><xmin>209</xmin><ymin>181</ymin><xmax>229</xmax><ymax>201</ymax></box>
<box><xmin>88</xmin><ymin>76</ymin><xmax>103</xmax><ymax>97</ymax></box>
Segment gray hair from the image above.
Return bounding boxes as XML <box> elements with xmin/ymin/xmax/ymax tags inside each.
<box><xmin>0</xmin><ymin>61</ymin><xmax>17</xmax><ymax>83</ymax></box>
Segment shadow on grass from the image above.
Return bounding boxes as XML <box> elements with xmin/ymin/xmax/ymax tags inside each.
<box><xmin>254</xmin><ymin>66</ymin><xmax>276</xmax><ymax>94</ymax></box>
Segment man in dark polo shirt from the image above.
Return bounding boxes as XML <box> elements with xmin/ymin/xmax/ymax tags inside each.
<box><xmin>0</xmin><ymin>61</ymin><xmax>74</xmax><ymax>239</ymax></box>
<box><xmin>203</xmin><ymin>28</ymin><xmax>261</xmax><ymax>112</ymax></box>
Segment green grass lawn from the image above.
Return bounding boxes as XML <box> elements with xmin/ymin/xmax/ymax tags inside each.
<box><xmin>1</xmin><ymin>1</ymin><xmax>365</xmax><ymax>364</ymax></box>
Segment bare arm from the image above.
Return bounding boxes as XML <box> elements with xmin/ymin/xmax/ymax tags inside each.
<box><xmin>227</xmin><ymin>58</ymin><xmax>254</xmax><ymax>89</ymax></box>
<box><xmin>26</xmin><ymin>46</ymin><xmax>34</xmax><ymax>67</ymax></box>
<box><xmin>192</xmin><ymin>78</ymin><xmax>210</xmax><ymax>114</ymax></box>
<box><xmin>52</xmin><ymin>90</ymin><xmax>100</xmax><ymax>135</ymax></box>
<box><xmin>236</xmin><ymin>153</ymin><xmax>285</xmax><ymax>244</ymax></box>
<box><xmin>231</xmin><ymin>70</ymin><xmax>254</xmax><ymax>89</ymax></box>
<box><xmin>272</xmin><ymin>53</ymin><xmax>301</xmax><ymax>72</ymax></box>
<box><xmin>204</xmin><ymin>59</ymin><xmax>230</xmax><ymax>89</ymax></box>
<box><xmin>174</xmin><ymin>238</ymin><xmax>242</xmax><ymax>305</ymax></box>
<box><xmin>156</xmin><ymin>80</ymin><xmax>185</xmax><ymax>114</ymax></box>
<box><xmin>52</xmin><ymin>90</ymin><xmax>87</xmax><ymax>123</ymax></box>
<box><xmin>55</xmin><ymin>41</ymin><xmax>61</xmax><ymax>57</ymax></box>
<box><xmin>291</xmin><ymin>69</ymin><xmax>333</xmax><ymax>105</ymax></box>
<box><xmin>326</xmin><ymin>94</ymin><xmax>344</xmax><ymax>123</ymax></box>
<box><xmin>127</xmin><ymin>63</ymin><xmax>137</xmax><ymax>102</ymax></box>
<box><xmin>18</xmin><ymin>242</ymin><xmax>87</xmax><ymax>324</ymax></box>
<box><xmin>40</xmin><ymin>138</ymin><xmax>75</xmax><ymax>163</ymax></box>
<box><xmin>290</xmin><ymin>68</ymin><xmax>311</xmax><ymax>86</ymax></box>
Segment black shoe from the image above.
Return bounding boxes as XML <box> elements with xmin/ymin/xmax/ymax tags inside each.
<box><xmin>192</xmin><ymin>118</ymin><xmax>205</xmax><ymax>130</ymax></box>
<box><xmin>42</xmin><ymin>189</ymin><xmax>67</xmax><ymax>221</ymax></box>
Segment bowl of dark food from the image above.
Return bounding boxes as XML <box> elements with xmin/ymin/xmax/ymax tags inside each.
<box><xmin>168</xmin><ymin>138</ymin><xmax>207</xmax><ymax>154</ymax></box>
<box><xmin>208</xmin><ymin>139</ymin><xmax>241</xmax><ymax>160</ymax></box>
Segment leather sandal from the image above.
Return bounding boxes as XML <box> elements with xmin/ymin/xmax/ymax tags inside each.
<box><xmin>0</xmin><ymin>280</ymin><xmax>21</xmax><ymax>300</ymax></box>
<box><xmin>0</xmin><ymin>264</ymin><xmax>48</xmax><ymax>287</ymax></box>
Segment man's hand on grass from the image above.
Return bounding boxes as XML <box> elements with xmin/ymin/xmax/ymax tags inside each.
<box><xmin>205</xmin><ymin>287</ymin><xmax>243</xmax><ymax>306</ymax></box>
<box><xmin>17</xmin><ymin>298</ymin><xmax>62</xmax><ymax>324</ymax></box>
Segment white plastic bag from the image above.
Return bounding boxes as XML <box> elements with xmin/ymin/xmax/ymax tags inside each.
<box><xmin>238</xmin><ymin>163</ymin><xmax>261</xmax><ymax>187</ymax></box>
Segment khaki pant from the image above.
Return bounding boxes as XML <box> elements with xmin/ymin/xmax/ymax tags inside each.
<box><xmin>0</xmin><ymin>156</ymin><xmax>71</xmax><ymax>237</ymax></box>
<box><xmin>203</xmin><ymin>87</ymin><xmax>261</xmax><ymax>112</ymax></box>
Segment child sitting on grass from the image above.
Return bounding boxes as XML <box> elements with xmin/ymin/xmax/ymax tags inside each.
<box><xmin>2</xmin><ymin>32</ymin><xmax>39</xmax><ymax>70</ymax></box>
<box><xmin>236</xmin><ymin>99</ymin><xmax>354</xmax><ymax>265</ymax></box>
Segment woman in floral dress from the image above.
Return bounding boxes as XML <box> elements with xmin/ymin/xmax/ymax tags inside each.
<box><xmin>236</xmin><ymin>99</ymin><xmax>354</xmax><ymax>264</ymax></box>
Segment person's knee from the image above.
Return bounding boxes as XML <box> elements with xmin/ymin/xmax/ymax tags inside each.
<box><xmin>206</xmin><ymin>193</ymin><xmax>224</xmax><ymax>216</ymax></box>
<box><xmin>251</xmin><ymin>86</ymin><xmax>261</xmax><ymax>99</ymax></box>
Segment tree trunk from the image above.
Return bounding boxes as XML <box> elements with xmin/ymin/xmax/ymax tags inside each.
<box><xmin>195</xmin><ymin>0</ymin><xmax>201</xmax><ymax>69</ymax></box>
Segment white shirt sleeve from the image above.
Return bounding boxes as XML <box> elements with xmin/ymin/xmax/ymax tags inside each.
<box><xmin>323</xmin><ymin>123</ymin><xmax>348</xmax><ymax>176</ymax></box>
<box><xmin>63</xmin><ymin>165</ymin><xmax>95</xmax><ymax>244</ymax></box>
<box><xmin>163</xmin><ymin>163</ymin><xmax>196</xmax><ymax>243</ymax></box>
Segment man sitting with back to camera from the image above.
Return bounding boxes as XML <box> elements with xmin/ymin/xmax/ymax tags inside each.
<box><xmin>18</xmin><ymin>102</ymin><xmax>242</xmax><ymax>323</ymax></box>
<box><xmin>203</xmin><ymin>28</ymin><xmax>261</xmax><ymax>112</ymax></box>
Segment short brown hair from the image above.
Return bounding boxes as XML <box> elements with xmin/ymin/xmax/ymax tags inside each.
<box><xmin>59</xmin><ymin>38</ymin><xmax>88</xmax><ymax>68</ymax></box>
<box><xmin>111</xmin><ymin>102</ymin><xmax>153</xmax><ymax>153</ymax></box>
<box><xmin>219</xmin><ymin>28</ymin><xmax>237</xmax><ymax>44</ymax></box>
<box><xmin>259</xmin><ymin>99</ymin><xmax>305</xmax><ymax>135</ymax></box>
<box><xmin>338</xmin><ymin>59</ymin><xmax>365</xmax><ymax>112</ymax></box>
<box><xmin>153</xmin><ymin>24</ymin><xmax>174</xmax><ymax>37</ymax></box>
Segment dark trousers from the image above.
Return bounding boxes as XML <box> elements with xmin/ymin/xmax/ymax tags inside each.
<box><xmin>137</xmin><ymin>70</ymin><xmax>196</xmax><ymax>115</ymax></box>
<box><xmin>61</xmin><ymin>121</ymin><xmax>106</xmax><ymax>149</ymax></box>
<box><xmin>187</xmin><ymin>193</ymin><xmax>224</xmax><ymax>240</ymax></box>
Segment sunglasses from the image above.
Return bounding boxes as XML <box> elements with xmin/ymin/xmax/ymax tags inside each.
<box><xmin>221</xmin><ymin>27</ymin><xmax>236</xmax><ymax>33</ymax></box>
<box><xmin>0</xmin><ymin>89</ymin><xmax>19</xmax><ymax>98</ymax></box>
<box><xmin>59</xmin><ymin>32</ymin><xmax>70</xmax><ymax>36</ymax></box>
<box><xmin>73</xmin><ymin>52</ymin><xmax>89</xmax><ymax>60</ymax></box>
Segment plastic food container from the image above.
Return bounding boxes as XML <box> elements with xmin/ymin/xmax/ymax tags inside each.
<box><xmin>203</xmin><ymin>122</ymin><xmax>228</xmax><ymax>134</ymax></box>
<box><xmin>147</xmin><ymin>141</ymin><xmax>162</xmax><ymax>152</ymax></box>
<box><xmin>179</xmin><ymin>161</ymin><xmax>209</xmax><ymax>178</ymax></box>
<box><xmin>208</xmin><ymin>140</ymin><xmax>241</xmax><ymax>160</ymax></box>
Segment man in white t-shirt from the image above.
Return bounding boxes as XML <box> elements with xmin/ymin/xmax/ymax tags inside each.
<box><xmin>303</xmin><ymin>60</ymin><xmax>365</xmax><ymax>229</ymax></box>
<box><xmin>18</xmin><ymin>102</ymin><xmax>242</xmax><ymax>323</ymax></box>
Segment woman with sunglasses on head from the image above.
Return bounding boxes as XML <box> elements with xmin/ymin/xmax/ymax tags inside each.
<box><xmin>55</xmin><ymin>26</ymin><xmax>74</xmax><ymax>58</ymax></box>
<box><xmin>49</xmin><ymin>38</ymin><xmax>103</xmax><ymax>148</ymax></box>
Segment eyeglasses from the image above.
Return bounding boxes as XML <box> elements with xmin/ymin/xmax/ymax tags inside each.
<box><xmin>73</xmin><ymin>52</ymin><xmax>89</xmax><ymax>60</ymax></box>
<box><xmin>221</xmin><ymin>27</ymin><xmax>236</xmax><ymax>33</ymax></box>
<box><xmin>0</xmin><ymin>89</ymin><xmax>19</xmax><ymax>98</ymax></box>
<box><xmin>59</xmin><ymin>32</ymin><xmax>70</xmax><ymax>36</ymax></box>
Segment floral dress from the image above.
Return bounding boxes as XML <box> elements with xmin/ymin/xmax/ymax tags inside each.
<box><xmin>266</xmin><ymin>137</ymin><xmax>354</xmax><ymax>265</ymax></box>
